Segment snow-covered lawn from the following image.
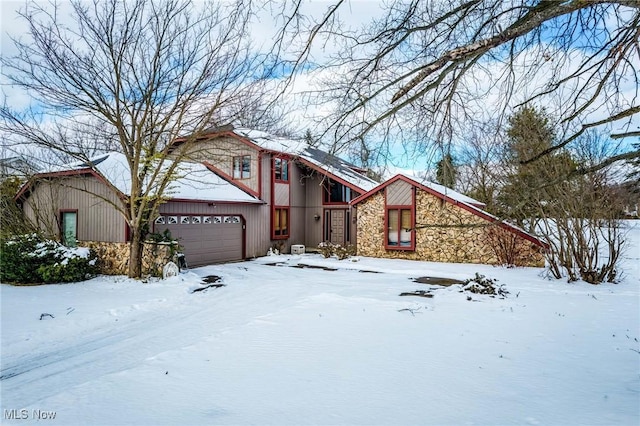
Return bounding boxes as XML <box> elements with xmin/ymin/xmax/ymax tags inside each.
<box><xmin>2</xmin><ymin>223</ymin><xmax>639</xmax><ymax>425</ymax></box>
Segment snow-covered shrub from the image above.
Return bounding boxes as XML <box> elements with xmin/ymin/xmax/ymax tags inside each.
<box><xmin>0</xmin><ymin>234</ymin><xmax>97</xmax><ymax>284</ymax></box>
<box><xmin>317</xmin><ymin>242</ymin><xmax>356</xmax><ymax>260</ymax></box>
<box><xmin>463</xmin><ymin>273</ymin><xmax>508</xmax><ymax>297</ymax></box>
<box><xmin>318</xmin><ymin>241</ymin><xmax>333</xmax><ymax>258</ymax></box>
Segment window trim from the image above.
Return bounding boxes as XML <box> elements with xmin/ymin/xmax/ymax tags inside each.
<box><xmin>274</xmin><ymin>156</ymin><xmax>289</xmax><ymax>183</ymax></box>
<box><xmin>323</xmin><ymin>178</ymin><xmax>357</xmax><ymax>205</ymax></box>
<box><xmin>385</xmin><ymin>206</ymin><xmax>415</xmax><ymax>251</ymax></box>
<box><xmin>60</xmin><ymin>209</ymin><xmax>78</xmax><ymax>247</ymax></box>
<box><xmin>272</xmin><ymin>207</ymin><xmax>290</xmax><ymax>240</ymax></box>
<box><xmin>232</xmin><ymin>155</ymin><xmax>251</xmax><ymax>180</ymax></box>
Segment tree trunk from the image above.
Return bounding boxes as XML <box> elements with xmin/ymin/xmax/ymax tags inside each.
<box><xmin>128</xmin><ymin>227</ymin><xmax>144</xmax><ymax>278</ymax></box>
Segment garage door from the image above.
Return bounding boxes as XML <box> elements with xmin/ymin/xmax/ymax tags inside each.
<box><xmin>154</xmin><ymin>214</ymin><xmax>244</xmax><ymax>266</ymax></box>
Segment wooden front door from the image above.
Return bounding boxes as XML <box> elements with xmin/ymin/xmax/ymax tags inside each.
<box><xmin>324</xmin><ymin>209</ymin><xmax>346</xmax><ymax>245</ymax></box>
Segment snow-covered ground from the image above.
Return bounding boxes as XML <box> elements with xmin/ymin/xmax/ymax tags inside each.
<box><xmin>1</xmin><ymin>222</ymin><xmax>639</xmax><ymax>425</ymax></box>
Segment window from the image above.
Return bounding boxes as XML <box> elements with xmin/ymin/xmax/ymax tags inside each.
<box><xmin>274</xmin><ymin>157</ymin><xmax>289</xmax><ymax>182</ymax></box>
<box><xmin>61</xmin><ymin>211</ymin><xmax>77</xmax><ymax>247</ymax></box>
<box><xmin>233</xmin><ymin>155</ymin><xmax>251</xmax><ymax>179</ymax></box>
<box><xmin>273</xmin><ymin>208</ymin><xmax>289</xmax><ymax>238</ymax></box>
<box><xmin>387</xmin><ymin>208</ymin><xmax>413</xmax><ymax>249</ymax></box>
<box><xmin>323</xmin><ymin>179</ymin><xmax>356</xmax><ymax>204</ymax></box>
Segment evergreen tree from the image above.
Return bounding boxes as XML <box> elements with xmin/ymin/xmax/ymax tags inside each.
<box><xmin>435</xmin><ymin>152</ymin><xmax>457</xmax><ymax>188</ymax></box>
<box><xmin>497</xmin><ymin>107</ymin><xmax>574</xmax><ymax>230</ymax></box>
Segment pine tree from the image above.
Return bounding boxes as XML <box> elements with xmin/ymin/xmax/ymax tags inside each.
<box><xmin>436</xmin><ymin>152</ymin><xmax>457</xmax><ymax>188</ymax></box>
<box><xmin>497</xmin><ymin>107</ymin><xmax>574</xmax><ymax>230</ymax></box>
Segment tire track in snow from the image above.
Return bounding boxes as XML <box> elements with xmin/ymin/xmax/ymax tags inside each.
<box><xmin>0</xmin><ymin>274</ymin><xmax>322</xmax><ymax>409</ymax></box>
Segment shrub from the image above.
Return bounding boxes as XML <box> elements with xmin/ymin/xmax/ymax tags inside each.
<box><xmin>0</xmin><ymin>234</ymin><xmax>98</xmax><ymax>284</ymax></box>
<box><xmin>317</xmin><ymin>242</ymin><xmax>356</xmax><ymax>260</ymax></box>
<box><xmin>463</xmin><ymin>273</ymin><xmax>509</xmax><ymax>297</ymax></box>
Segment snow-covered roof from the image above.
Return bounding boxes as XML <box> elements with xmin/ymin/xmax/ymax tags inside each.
<box><xmin>233</xmin><ymin>128</ymin><xmax>379</xmax><ymax>192</ymax></box>
<box><xmin>233</xmin><ymin>128</ymin><xmax>309</xmax><ymax>154</ymax></box>
<box><xmin>168</xmin><ymin>162</ymin><xmax>261</xmax><ymax>203</ymax></box>
<box><xmin>299</xmin><ymin>147</ymin><xmax>379</xmax><ymax>192</ymax></box>
<box><xmin>400</xmin><ymin>174</ymin><xmax>485</xmax><ymax>207</ymax></box>
<box><xmin>46</xmin><ymin>152</ymin><xmax>261</xmax><ymax>203</ymax></box>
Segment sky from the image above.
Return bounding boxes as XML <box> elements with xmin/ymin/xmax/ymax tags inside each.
<box><xmin>1</xmin><ymin>1</ymin><xmax>638</xmax><ymax>173</ymax></box>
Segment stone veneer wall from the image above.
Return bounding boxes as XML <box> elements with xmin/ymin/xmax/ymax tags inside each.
<box><xmin>356</xmin><ymin>190</ymin><xmax>544</xmax><ymax>267</ymax></box>
<box><xmin>80</xmin><ymin>241</ymin><xmax>177</xmax><ymax>276</ymax></box>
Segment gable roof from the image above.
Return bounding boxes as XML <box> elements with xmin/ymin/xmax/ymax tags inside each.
<box><xmin>352</xmin><ymin>174</ymin><xmax>547</xmax><ymax>248</ymax></box>
<box><xmin>16</xmin><ymin>152</ymin><xmax>263</xmax><ymax>204</ymax></box>
<box><xmin>397</xmin><ymin>173</ymin><xmax>485</xmax><ymax>208</ymax></box>
<box><xmin>180</xmin><ymin>126</ymin><xmax>380</xmax><ymax>193</ymax></box>
<box><xmin>233</xmin><ymin>128</ymin><xmax>379</xmax><ymax>192</ymax></box>
<box><xmin>297</xmin><ymin>147</ymin><xmax>378</xmax><ymax>193</ymax></box>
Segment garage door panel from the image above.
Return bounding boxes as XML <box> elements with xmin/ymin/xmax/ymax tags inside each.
<box><xmin>155</xmin><ymin>214</ymin><xmax>243</xmax><ymax>266</ymax></box>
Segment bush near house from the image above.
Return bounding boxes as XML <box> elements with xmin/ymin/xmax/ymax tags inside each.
<box><xmin>0</xmin><ymin>234</ymin><xmax>98</xmax><ymax>284</ymax></box>
<box><xmin>318</xmin><ymin>242</ymin><xmax>356</xmax><ymax>260</ymax></box>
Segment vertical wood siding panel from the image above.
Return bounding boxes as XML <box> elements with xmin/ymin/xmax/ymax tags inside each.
<box><xmin>304</xmin><ymin>173</ymin><xmax>324</xmax><ymax>247</ymax></box>
<box><xmin>23</xmin><ymin>176</ymin><xmax>125</xmax><ymax>242</ymax></box>
<box><xmin>289</xmin><ymin>165</ymin><xmax>306</xmax><ymax>245</ymax></box>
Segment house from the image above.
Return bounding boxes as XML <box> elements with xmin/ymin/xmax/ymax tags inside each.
<box><xmin>16</xmin><ymin>127</ymin><xmax>379</xmax><ymax>269</ymax></box>
<box><xmin>16</xmin><ymin>127</ymin><xmax>547</xmax><ymax>271</ymax></box>
<box><xmin>351</xmin><ymin>174</ymin><xmax>546</xmax><ymax>267</ymax></box>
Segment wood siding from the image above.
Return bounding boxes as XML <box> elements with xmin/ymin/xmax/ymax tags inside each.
<box><xmin>386</xmin><ymin>179</ymin><xmax>412</xmax><ymax>206</ymax></box>
<box><xmin>176</xmin><ymin>136</ymin><xmax>260</xmax><ymax>194</ymax></box>
<box><xmin>288</xmin><ymin>163</ymin><xmax>306</xmax><ymax>246</ymax></box>
<box><xmin>22</xmin><ymin>176</ymin><xmax>126</xmax><ymax>243</ymax></box>
<box><xmin>302</xmin><ymin>172</ymin><xmax>325</xmax><ymax>248</ymax></box>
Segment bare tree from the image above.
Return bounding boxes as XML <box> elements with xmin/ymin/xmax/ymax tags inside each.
<box><xmin>274</xmin><ymin>0</ymin><xmax>640</xmax><ymax>170</ymax></box>
<box><xmin>1</xmin><ymin>0</ymin><xmax>270</xmax><ymax>278</ymax></box>
<box><xmin>457</xmin><ymin>121</ymin><xmax>505</xmax><ymax>213</ymax></box>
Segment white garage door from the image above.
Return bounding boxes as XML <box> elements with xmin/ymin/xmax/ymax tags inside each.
<box><xmin>154</xmin><ymin>215</ymin><xmax>244</xmax><ymax>266</ymax></box>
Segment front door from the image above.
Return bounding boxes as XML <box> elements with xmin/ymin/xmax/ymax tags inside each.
<box><xmin>324</xmin><ymin>209</ymin><xmax>346</xmax><ymax>245</ymax></box>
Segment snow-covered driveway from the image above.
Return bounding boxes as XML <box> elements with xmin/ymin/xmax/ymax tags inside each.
<box><xmin>2</xmin><ymin>248</ymin><xmax>639</xmax><ymax>425</ymax></box>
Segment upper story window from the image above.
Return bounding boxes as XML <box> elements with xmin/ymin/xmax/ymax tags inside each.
<box><xmin>323</xmin><ymin>179</ymin><xmax>355</xmax><ymax>204</ymax></box>
<box><xmin>274</xmin><ymin>157</ymin><xmax>289</xmax><ymax>182</ymax></box>
<box><xmin>233</xmin><ymin>155</ymin><xmax>251</xmax><ymax>179</ymax></box>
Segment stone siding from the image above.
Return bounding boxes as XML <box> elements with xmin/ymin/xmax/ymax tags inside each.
<box><xmin>356</xmin><ymin>190</ymin><xmax>544</xmax><ymax>267</ymax></box>
<box><xmin>80</xmin><ymin>241</ymin><xmax>177</xmax><ymax>276</ymax></box>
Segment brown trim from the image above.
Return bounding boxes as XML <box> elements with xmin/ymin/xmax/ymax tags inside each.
<box><xmin>353</xmin><ymin>174</ymin><xmax>547</xmax><ymax>249</ymax></box>
<box><xmin>232</xmin><ymin>154</ymin><xmax>251</xmax><ymax>180</ymax></box>
<box><xmin>322</xmin><ymin>178</ymin><xmax>359</xmax><ymax>205</ymax></box>
<box><xmin>271</xmin><ymin>207</ymin><xmax>290</xmax><ymax>240</ymax></box>
<box><xmin>167</xmin><ymin>198</ymin><xmax>264</xmax><ymax>205</ymax></box>
<box><xmin>273</xmin><ymin>155</ymin><xmax>290</xmax><ymax>184</ymax></box>
<box><xmin>258</xmin><ymin>151</ymin><xmax>263</xmax><ymax>199</ymax></box>
<box><xmin>323</xmin><ymin>208</ymin><xmax>350</xmax><ymax>245</ymax></box>
<box><xmin>385</xmin><ymin>205</ymin><xmax>416</xmax><ymax>251</ymax></box>
<box><xmin>202</xmin><ymin>161</ymin><xmax>260</xmax><ymax>198</ymax></box>
<box><xmin>270</xmin><ymin>152</ymin><xmax>291</xmax><ymax>240</ymax></box>
<box><xmin>15</xmin><ymin>168</ymin><xmax>128</xmax><ymax>203</ymax></box>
